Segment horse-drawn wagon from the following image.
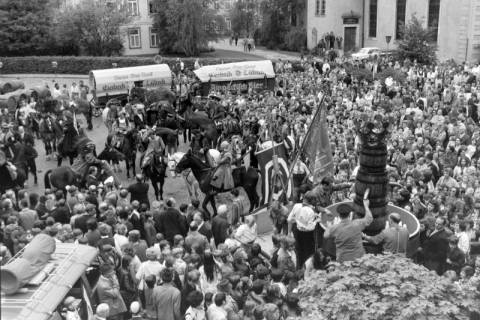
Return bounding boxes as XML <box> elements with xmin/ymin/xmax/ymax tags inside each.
<box><xmin>89</xmin><ymin>64</ymin><xmax>173</xmax><ymax>106</ymax></box>
<box><xmin>193</xmin><ymin>60</ymin><xmax>276</xmax><ymax>96</ymax></box>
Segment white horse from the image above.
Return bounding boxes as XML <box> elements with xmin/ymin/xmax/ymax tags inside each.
<box><xmin>168</xmin><ymin>152</ymin><xmax>200</xmax><ymax>201</ymax></box>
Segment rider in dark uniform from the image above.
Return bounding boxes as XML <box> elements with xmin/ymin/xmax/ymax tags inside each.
<box><xmin>0</xmin><ymin>150</ymin><xmax>18</xmax><ymax>194</ymax></box>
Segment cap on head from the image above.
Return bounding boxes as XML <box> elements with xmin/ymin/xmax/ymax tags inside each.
<box><xmin>96</xmin><ymin>303</ymin><xmax>110</xmax><ymax>318</ymax></box>
<box><xmin>389</xmin><ymin>212</ymin><xmax>401</xmax><ymax>223</ymax></box>
<box><xmin>130</xmin><ymin>301</ymin><xmax>141</xmax><ymax>314</ymax></box>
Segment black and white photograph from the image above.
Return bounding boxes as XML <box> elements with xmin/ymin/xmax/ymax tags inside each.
<box><xmin>1</xmin><ymin>0</ymin><xmax>480</xmax><ymax>319</ymax></box>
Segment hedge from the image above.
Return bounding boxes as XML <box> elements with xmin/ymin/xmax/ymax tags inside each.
<box><xmin>0</xmin><ymin>56</ymin><xmax>247</xmax><ymax>75</ymax></box>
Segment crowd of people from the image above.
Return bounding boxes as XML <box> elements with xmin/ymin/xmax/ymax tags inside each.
<box><xmin>1</xmin><ymin>52</ymin><xmax>480</xmax><ymax>319</ymax></box>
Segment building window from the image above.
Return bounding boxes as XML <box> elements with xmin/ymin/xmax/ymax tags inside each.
<box><xmin>369</xmin><ymin>0</ymin><xmax>377</xmax><ymax>38</ymax></box>
<box><xmin>428</xmin><ymin>0</ymin><xmax>440</xmax><ymax>42</ymax></box>
<box><xmin>395</xmin><ymin>0</ymin><xmax>406</xmax><ymax>39</ymax></box>
<box><xmin>128</xmin><ymin>28</ymin><xmax>141</xmax><ymax>49</ymax></box>
<box><xmin>128</xmin><ymin>0</ymin><xmax>139</xmax><ymax>16</ymax></box>
<box><xmin>315</xmin><ymin>0</ymin><xmax>325</xmax><ymax>16</ymax></box>
<box><xmin>149</xmin><ymin>1</ymin><xmax>161</xmax><ymax>14</ymax></box>
<box><xmin>150</xmin><ymin>28</ymin><xmax>159</xmax><ymax>47</ymax></box>
<box><xmin>225</xmin><ymin>18</ymin><xmax>231</xmax><ymax>30</ymax></box>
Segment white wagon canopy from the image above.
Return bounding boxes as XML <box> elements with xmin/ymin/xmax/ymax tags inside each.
<box><xmin>194</xmin><ymin>60</ymin><xmax>275</xmax><ymax>95</ymax></box>
<box><xmin>89</xmin><ymin>64</ymin><xmax>173</xmax><ymax>102</ymax></box>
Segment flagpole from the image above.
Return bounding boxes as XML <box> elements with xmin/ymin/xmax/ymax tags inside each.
<box><xmin>287</xmin><ymin>92</ymin><xmax>326</xmax><ymax>182</ymax></box>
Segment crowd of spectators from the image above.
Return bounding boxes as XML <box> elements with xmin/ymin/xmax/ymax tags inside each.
<box><xmin>2</xmin><ymin>54</ymin><xmax>480</xmax><ymax>319</ymax></box>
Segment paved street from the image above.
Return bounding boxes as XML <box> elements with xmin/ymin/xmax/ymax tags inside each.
<box><xmin>210</xmin><ymin>38</ymin><xmax>301</xmax><ymax>61</ymax></box>
<box><xmin>25</xmin><ymin>115</ymin><xmax>197</xmax><ymax>205</ymax></box>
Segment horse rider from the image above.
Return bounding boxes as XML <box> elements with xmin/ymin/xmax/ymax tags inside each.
<box><xmin>103</xmin><ymin>100</ymin><xmax>120</xmax><ymax>134</ymax></box>
<box><xmin>0</xmin><ymin>150</ymin><xmax>18</xmax><ymax>194</ymax></box>
<box><xmin>141</xmin><ymin>129</ymin><xmax>166</xmax><ymax>170</ymax></box>
<box><xmin>72</xmin><ymin>137</ymin><xmax>119</xmax><ymax>187</ymax></box>
<box><xmin>57</xmin><ymin>111</ymin><xmax>81</xmax><ymax>167</ymax></box>
<box><xmin>211</xmin><ymin>140</ymin><xmax>234</xmax><ymax>191</ymax></box>
<box><xmin>39</xmin><ymin>113</ymin><xmax>58</xmax><ymax>161</ymax></box>
<box><xmin>0</xmin><ymin>123</ymin><xmax>15</xmax><ymax>161</ymax></box>
<box><xmin>111</xmin><ymin>111</ymin><xmax>131</xmax><ymax>149</ymax></box>
<box><xmin>132</xmin><ymin>104</ymin><xmax>146</xmax><ymax>130</ymax></box>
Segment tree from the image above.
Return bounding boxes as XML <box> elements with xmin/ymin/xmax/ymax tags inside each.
<box><xmin>0</xmin><ymin>0</ymin><xmax>54</xmax><ymax>56</ymax></box>
<box><xmin>230</xmin><ymin>1</ymin><xmax>256</xmax><ymax>37</ymax></box>
<box><xmin>256</xmin><ymin>0</ymin><xmax>306</xmax><ymax>50</ymax></box>
<box><xmin>397</xmin><ymin>15</ymin><xmax>437</xmax><ymax>65</ymax></box>
<box><xmin>53</xmin><ymin>0</ymin><xmax>130</xmax><ymax>56</ymax></box>
<box><xmin>152</xmin><ymin>0</ymin><xmax>224</xmax><ymax>57</ymax></box>
<box><xmin>296</xmin><ymin>254</ymin><xmax>480</xmax><ymax>320</ymax></box>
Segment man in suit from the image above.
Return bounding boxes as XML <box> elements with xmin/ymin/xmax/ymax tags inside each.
<box><xmin>185</xmin><ymin>221</ymin><xmax>209</xmax><ymax>253</ymax></box>
<box><xmin>363</xmin><ymin>213</ymin><xmax>410</xmax><ymax>255</ymax></box>
<box><xmin>446</xmin><ymin>236</ymin><xmax>466</xmax><ymax>275</ymax></box>
<box><xmin>420</xmin><ymin>217</ymin><xmax>450</xmax><ymax>275</ymax></box>
<box><xmin>155</xmin><ymin>198</ymin><xmax>187</xmax><ymax>245</ymax></box>
<box><xmin>193</xmin><ymin>212</ymin><xmax>213</xmax><ymax>241</ymax></box>
<box><xmin>152</xmin><ymin>268</ymin><xmax>182</xmax><ymax>320</ymax></box>
<box><xmin>211</xmin><ymin>204</ymin><xmax>230</xmax><ymax>246</ymax></box>
<box><xmin>127</xmin><ymin>174</ymin><xmax>150</xmax><ymax>208</ymax></box>
<box><xmin>96</xmin><ymin>263</ymin><xmax>127</xmax><ymax>320</ymax></box>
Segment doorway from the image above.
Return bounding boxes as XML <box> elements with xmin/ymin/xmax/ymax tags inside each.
<box><xmin>344</xmin><ymin>26</ymin><xmax>357</xmax><ymax>52</ymax></box>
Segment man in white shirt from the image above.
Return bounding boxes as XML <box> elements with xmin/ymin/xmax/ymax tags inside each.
<box><xmin>287</xmin><ymin>191</ymin><xmax>323</xmax><ymax>268</ymax></box>
<box><xmin>136</xmin><ymin>247</ymin><xmax>164</xmax><ymax>291</ymax></box>
<box><xmin>70</xmin><ymin>82</ymin><xmax>80</xmax><ymax>100</ymax></box>
<box><xmin>235</xmin><ymin>215</ymin><xmax>257</xmax><ymax>245</ymax></box>
<box><xmin>456</xmin><ymin>222</ymin><xmax>471</xmax><ymax>256</ymax></box>
<box><xmin>52</xmin><ymin>82</ymin><xmax>62</xmax><ymax>98</ymax></box>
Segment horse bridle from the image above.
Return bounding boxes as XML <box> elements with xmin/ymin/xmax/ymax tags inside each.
<box><xmin>167</xmin><ymin>157</ymin><xmax>197</xmax><ymax>184</ymax></box>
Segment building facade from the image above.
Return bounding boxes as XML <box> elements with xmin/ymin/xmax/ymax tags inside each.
<box><xmin>307</xmin><ymin>0</ymin><xmax>480</xmax><ymax>62</ymax></box>
<box><xmin>121</xmin><ymin>0</ymin><xmax>160</xmax><ymax>56</ymax></box>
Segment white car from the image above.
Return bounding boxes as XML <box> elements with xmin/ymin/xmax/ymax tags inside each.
<box><xmin>351</xmin><ymin>47</ymin><xmax>381</xmax><ymax>60</ymax></box>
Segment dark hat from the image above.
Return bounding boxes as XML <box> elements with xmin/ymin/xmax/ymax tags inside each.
<box><xmin>101</xmin><ymin>244</ymin><xmax>114</xmax><ymax>252</ymax></box>
<box><xmin>337</xmin><ymin>203</ymin><xmax>352</xmax><ymax>215</ymax></box>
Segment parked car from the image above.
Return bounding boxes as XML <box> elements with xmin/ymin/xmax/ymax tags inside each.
<box><xmin>351</xmin><ymin>47</ymin><xmax>381</xmax><ymax>60</ymax></box>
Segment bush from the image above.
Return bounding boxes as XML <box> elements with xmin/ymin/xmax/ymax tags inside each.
<box><xmin>0</xmin><ymin>56</ymin><xmax>245</xmax><ymax>75</ymax></box>
<box><xmin>296</xmin><ymin>254</ymin><xmax>480</xmax><ymax>320</ymax></box>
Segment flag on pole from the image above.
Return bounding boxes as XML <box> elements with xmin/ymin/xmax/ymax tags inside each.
<box><xmin>256</xmin><ymin>142</ymin><xmax>292</xmax><ymax>205</ymax></box>
<box><xmin>301</xmin><ymin>107</ymin><xmax>334</xmax><ymax>184</ymax></box>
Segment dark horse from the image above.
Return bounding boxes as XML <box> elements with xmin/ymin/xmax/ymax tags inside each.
<box><xmin>177</xmin><ymin>96</ymin><xmax>219</xmax><ymax>148</ymax></box>
<box><xmin>0</xmin><ymin>144</ymin><xmax>28</xmax><ymax>195</ymax></box>
<box><xmin>44</xmin><ymin>163</ymin><xmax>114</xmax><ymax>192</ymax></box>
<box><xmin>44</xmin><ymin>166</ymin><xmax>82</xmax><ymax>191</ymax></box>
<box><xmin>175</xmin><ymin>150</ymin><xmax>259</xmax><ymax>217</ymax></box>
<box><xmin>142</xmin><ymin>153</ymin><xmax>168</xmax><ymax>200</ymax></box>
<box><xmin>98</xmin><ymin>129</ymin><xmax>139</xmax><ymax>178</ymax></box>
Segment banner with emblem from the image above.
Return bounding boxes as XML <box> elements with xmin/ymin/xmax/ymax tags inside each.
<box><xmin>256</xmin><ymin>142</ymin><xmax>292</xmax><ymax>204</ymax></box>
<box><xmin>301</xmin><ymin>106</ymin><xmax>334</xmax><ymax>184</ymax></box>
